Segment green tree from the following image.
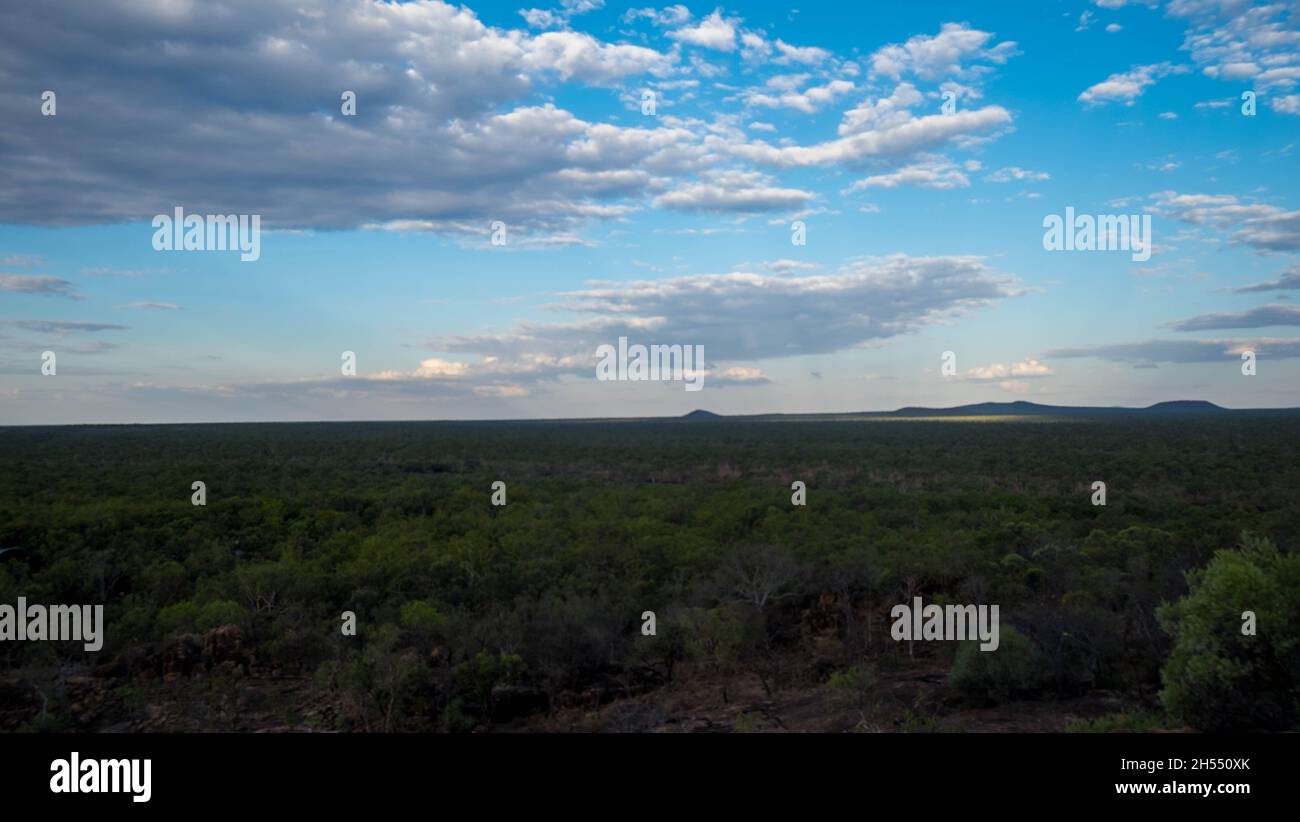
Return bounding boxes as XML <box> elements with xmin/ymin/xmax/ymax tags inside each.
<box><xmin>1157</xmin><ymin>535</ymin><xmax>1300</xmax><ymax>731</ymax></box>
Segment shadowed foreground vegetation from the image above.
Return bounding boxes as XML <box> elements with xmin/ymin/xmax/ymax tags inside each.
<box><xmin>1</xmin><ymin>416</ymin><xmax>1297</xmax><ymax>732</ymax></box>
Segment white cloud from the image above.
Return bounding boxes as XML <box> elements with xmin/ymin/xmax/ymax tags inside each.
<box><xmin>1151</xmin><ymin>190</ymin><xmax>1300</xmax><ymax>251</ymax></box>
<box><xmin>435</xmin><ymin>254</ymin><xmax>1023</xmax><ymax>370</ymax></box>
<box><xmin>623</xmin><ymin>5</ymin><xmax>692</xmax><ymax>26</ymax></box>
<box><xmin>700</xmin><ymin>365</ymin><xmax>768</xmax><ymax>384</ymax></box>
<box><xmin>962</xmin><ymin>358</ymin><xmax>1054</xmax><ymax>381</ymax></box>
<box><xmin>668</xmin><ymin>9</ymin><xmax>737</xmax><ymax>52</ymax></box>
<box><xmin>773</xmin><ymin>39</ymin><xmax>831</xmax><ymax>65</ymax></box>
<box><xmin>847</xmin><ymin>159</ymin><xmax>971</xmax><ymax>191</ymax></box>
<box><xmin>0</xmin><ymin>0</ymin><xmax>688</xmax><ymax>233</ymax></box>
<box><xmin>653</xmin><ymin>169</ymin><xmax>815</xmax><ymax>213</ymax></box>
<box><xmin>744</xmin><ymin>78</ymin><xmax>855</xmax><ymax>113</ymax></box>
<box><xmin>984</xmin><ymin>166</ymin><xmax>1051</xmax><ymax>182</ymax></box>
<box><xmin>520</xmin><ymin>8</ymin><xmax>565</xmax><ymax>29</ymax></box>
<box><xmin>869</xmin><ymin>23</ymin><xmax>1018</xmax><ymax>83</ymax></box>
<box><xmin>1273</xmin><ymin>95</ymin><xmax>1300</xmax><ymax>115</ymax></box>
<box><xmin>522</xmin><ymin>31</ymin><xmax>672</xmax><ymax>84</ymax></box>
<box><xmin>1168</xmin><ymin>1</ymin><xmax>1300</xmax><ymax>91</ymax></box>
<box><xmin>765</xmin><ymin>258</ymin><xmax>818</xmax><ymax>274</ymax></box>
<box><xmin>739</xmin><ymin>31</ymin><xmax>771</xmax><ymax>61</ymax></box>
<box><xmin>725</xmin><ymin>84</ymin><xmax>1012</xmax><ymax>169</ymax></box>
<box><xmin>1078</xmin><ymin>62</ymin><xmax>1186</xmax><ymax>106</ymax></box>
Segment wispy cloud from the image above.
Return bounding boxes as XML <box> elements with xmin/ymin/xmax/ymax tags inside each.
<box><xmin>1168</xmin><ymin>304</ymin><xmax>1300</xmax><ymax>330</ymax></box>
<box><xmin>1047</xmin><ymin>338</ymin><xmax>1300</xmax><ymax>364</ymax></box>
<box><xmin>0</xmin><ymin>274</ymin><xmax>79</xmax><ymax>298</ymax></box>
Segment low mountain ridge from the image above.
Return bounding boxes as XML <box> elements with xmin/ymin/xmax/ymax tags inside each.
<box><xmin>679</xmin><ymin>400</ymin><xmax>1258</xmax><ymax>420</ymax></box>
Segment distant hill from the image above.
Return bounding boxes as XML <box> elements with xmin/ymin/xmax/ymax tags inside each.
<box><xmin>681</xmin><ymin>409</ymin><xmax>723</xmax><ymax>421</ymax></box>
<box><xmin>676</xmin><ymin>400</ymin><xmax>1270</xmax><ymax>421</ymax></box>
<box><xmin>1143</xmin><ymin>400</ymin><xmax>1226</xmax><ymax>413</ymax></box>
<box><xmin>881</xmin><ymin>399</ymin><xmax>1228</xmax><ymax>417</ymax></box>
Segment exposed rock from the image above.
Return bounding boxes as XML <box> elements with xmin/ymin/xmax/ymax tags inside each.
<box><xmin>202</xmin><ymin>624</ymin><xmax>254</xmax><ymax>675</ymax></box>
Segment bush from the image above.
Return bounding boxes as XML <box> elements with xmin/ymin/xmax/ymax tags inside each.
<box><xmin>826</xmin><ymin>663</ymin><xmax>877</xmax><ymax>710</ymax></box>
<box><xmin>155</xmin><ymin>600</ymin><xmax>200</xmax><ymax>637</ymax></box>
<box><xmin>949</xmin><ymin>625</ymin><xmax>1048</xmax><ymax>702</ymax></box>
<box><xmin>1157</xmin><ymin>535</ymin><xmax>1300</xmax><ymax>731</ymax></box>
<box><xmin>731</xmin><ymin>712</ymin><xmax>766</xmax><ymax>733</ymax></box>
<box><xmin>196</xmin><ymin>599</ymin><xmax>246</xmax><ymax>632</ymax></box>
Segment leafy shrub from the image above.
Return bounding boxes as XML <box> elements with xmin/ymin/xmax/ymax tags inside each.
<box><xmin>1157</xmin><ymin>535</ymin><xmax>1300</xmax><ymax>731</ymax></box>
<box><xmin>155</xmin><ymin>600</ymin><xmax>200</xmax><ymax>637</ymax></box>
<box><xmin>826</xmin><ymin>663</ymin><xmax>877</xmax><ymax>709</ymax></box>
<box><xmin>196</xmin><ymin>599</ymin><xmax>246</xmax><ymax>632</ymax></box>
<box><xmin>949</xmin><ymin>624</ymin><xmax>1048</xmax><ymax>702</ymax></box>
<box><xmin>731</xmin><ymin>712</ymin><xmax>766</xmax><ymax>733</ymax></box>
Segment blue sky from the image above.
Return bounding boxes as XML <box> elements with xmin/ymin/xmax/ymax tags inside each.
<box><xmin>1</xmin><ymin>0</ymin><xmax>1298</xmax><ymax>423</ymax></box>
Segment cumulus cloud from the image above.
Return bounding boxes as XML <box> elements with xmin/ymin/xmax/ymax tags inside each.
<box><xmin>1151</xmin><ymin>191</ymin><xmax>1300</xmax><ymax>252</ymax></box>
<box><xmin>668</xmin><ymin>10</ymin><xmax>737</xmax><ymax>52</ymax></box>
<box><xmin>520</xmin><ymin>0</ymin><xmax>605</xmax><ymax>30</ymax></box>
<box><xmin>846</xmin><ymin>159</ymin><xmax>972</xmax><ymax>191</ymax></box>
<box><xmin>1078</xmin><ymin>62</ymin><xmax>1186</xmax><ymax>106</ymax></box>
<box><xmin>652</xmin><ymin>170</ymin><xmax>815</xmax><ymax>213</ymax></box>
<box><xmin>435</xmin><ymin>254</ymin><xmax>1022</xmax><ymax>370</ymax></box>
<box><xmin>0</xmin><ymin>0</ymin><xmax>687</xmax><ymax>235</ymax></box>
<box><xmin>128</xmin><ymin>254</ymin><xmax>1020</xmax><ymax>404</ymax></box>
<box><xmin>765</xmin><ymin>259</ymin><xmax>818</xmax><ymax>274</ymax></box>
<box><xmin>773</xmin><ymin>39</ymin><xmax>832</xmax><ymax>65</ymax></box>
<box><xmin>961</xmin><ymin>358</ymin><xmax>1054</xmax><ymax>381</ymax></box>
<box><xmin>374</xmin><ymin>357</ymin><xmax>472</xmax><ymax>380</ymax></box>
<box><xmin>1167</xmin><ymin>1</ymin><xmax>1300</xmax><ymax>90</ymax></box>
<box><xmin>0</xmin><ymin>2</ymin><xmax>1026</xmax><ymax>246</ymax></box>
<box><xmin>743</xmin><ymin>77</ymin><xmax>855</xmax><ymax>113</ymax></box>
<box><xmin>868</xmin><ymin>23</ymin><xmax>1018</xmax><ymax>83</ymax></box>
<box><xmin>725</xmin><ymin>84</ymin><xmax>1012</xmax><ymax>169</ymax></box>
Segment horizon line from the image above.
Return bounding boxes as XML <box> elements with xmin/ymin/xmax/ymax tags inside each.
<box><xmin>5</xmin><ymin>399</ymin><xmax>1300</xmax><ymax>428</ymax></box>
